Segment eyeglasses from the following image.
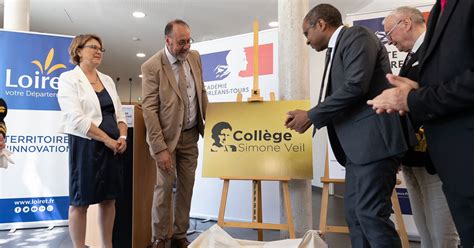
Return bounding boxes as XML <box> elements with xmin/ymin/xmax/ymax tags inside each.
<box><xmin>176</xmin><ymin>38</ymin><xmax>194</xmax><ymax>46</ymax></box>
<box><xmin>384</xmin><ymin>20</ymin><xmax>403</xmax><ymax>41</ymax></box>
<box><xmin>303</xmin><ymin>24</ymin><xmax>315</xmax><ymax>38</ymax></box>
<box><xmin>82</xmin><ymin>45</ymin><xmax>106</xmax><ymax>53</ymax></box>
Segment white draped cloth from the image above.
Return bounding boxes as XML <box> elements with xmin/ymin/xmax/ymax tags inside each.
<box><xmin>189</xmin><ymin>224</ymin><xmax>328</xmax><ymax>248</ymax></box>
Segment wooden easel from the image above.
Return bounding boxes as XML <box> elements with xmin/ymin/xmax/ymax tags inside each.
<box><xmin>236</xmin><ymin>20</ymin><xmax>275</xmax><ymax>103</ymax></box>
<box><xmin>217</xmin><ymin>176</ymin><xmax>296</xmax><ymax>240</ymax></box>
<box><xmin>319</xmin><ymin>149</ymin><xmax>410</xmax><ymax>248</ymax></box>
<box><xmin>216</xmin><ymin>21</ymin><xmax>294</xmax><ymax>240</ymax></box>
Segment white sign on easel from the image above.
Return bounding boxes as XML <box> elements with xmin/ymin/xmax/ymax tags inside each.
<box><xmin>327</xmin><ymin>137</ymin><xmax>345</xmax><ymax>180</ymax></box>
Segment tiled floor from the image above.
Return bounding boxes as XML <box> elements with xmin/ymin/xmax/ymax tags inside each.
<box><xmin>0</xmin><ymin>188</ymin><xmax>421</xmax><ymax>248</ymax></box>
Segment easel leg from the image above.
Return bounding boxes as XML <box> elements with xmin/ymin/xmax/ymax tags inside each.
<box><xmin>391</xmin><ymin>188</ymin><xmax>410</xmax><ymax>248</ymax></box>
<box><xmin>282</xmin><ymin>181</ymin><xmax>295</xmax><ymax>239</ymax></box>
<box><xmin>254</xmin><ymin>180</ymin><xmax>263</xmax><ymax>241</ymax></box>
<box><xmin>218</xmin><ymin>179</ymin><xmax>230</xmax><ymax>227</ymax></box>
<box><xmin>319</xmin><ymin>182</ymin><xmax>330</xmax><ymax>235</ymax></box>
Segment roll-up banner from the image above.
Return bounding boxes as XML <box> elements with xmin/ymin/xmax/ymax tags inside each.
<box><xmin>0</xmin><ymin>30</ymin><xmax>73</xmax><ymax>229</ymax></box>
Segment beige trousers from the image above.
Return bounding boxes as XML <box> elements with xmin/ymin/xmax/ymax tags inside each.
<box><xmin>152</xmin><ymin>127</ymin><xmax>199</xmax><ymax>241</ymax></box>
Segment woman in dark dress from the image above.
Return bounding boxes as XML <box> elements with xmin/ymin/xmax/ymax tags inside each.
<box><xmin>57</xmin><ymin>34</ymin><xmax>127</xmax><ymax>248</ymax></box>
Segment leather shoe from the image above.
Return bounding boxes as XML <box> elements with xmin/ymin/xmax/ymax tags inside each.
<box><xmin>171</xmin><ymin>238</ymin><xmax>190</xmax><ymax>248</ymax></box>
<box><xmin>152</xmin><ymin>239</ymin><xmax>166</xmax><ymax>248</ymax></box>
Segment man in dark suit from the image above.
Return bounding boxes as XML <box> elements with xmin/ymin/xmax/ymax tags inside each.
<box><xmin>369</xmin><ymin>0</ymin><xmax>473</xmax><ymax>245</ymax></box>
<box><xmin>384</xmin><ymin>6</ymin><xmax>458</xmax><ymax>247</ymax></box>
<box><xmin>286</xmin><ymin>4</ymin><xmax>414</xmax><ymax>247</ymax></box>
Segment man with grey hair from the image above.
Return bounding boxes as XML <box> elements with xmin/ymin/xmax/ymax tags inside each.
<box><xmin>383</xmin><ymin>6</ymin><xmax>459</xmax><ymax>248</ymax></box>
<box><xmin>365</xmin><ymin>0</ymin><xmax>474</xmax><ymax>244</ymax></box>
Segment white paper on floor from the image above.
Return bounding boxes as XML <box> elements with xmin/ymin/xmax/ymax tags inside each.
<box><xmin>189</xmin><ymin>224</ymin><xmax>328</xmax><ymax>248</ymax></box>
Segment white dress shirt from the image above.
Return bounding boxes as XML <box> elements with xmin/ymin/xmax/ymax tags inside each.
<box><xmin>412</xmin><ymin>31</ymin><xmax>426</xmax><ymax>53</ymax></box>
<box><xmin>321</xmin><ymin>25</ymin><xmax>344</xmax><ymax>102</ymax></box>
<box><xmin>165</xmin><ymin>46</ymin><xmax>197</xmax><ymax>130</ymax></box>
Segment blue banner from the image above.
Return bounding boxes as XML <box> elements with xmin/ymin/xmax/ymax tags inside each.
<box><xmin>354</xmin><ymin>17</ymin><xmax>393</xmax><ymax>45</ymax></box>
<box><xmin>0</xmin><ymin>31</ymin><xmax>73</xmax><ymax>111</ymax></box>
<box><xmin>0</xmin><ymin>30</ymin><xmax>72</xmax><ymax>227</ymax></box>
<box><xmin>0</xmin><ymin>196</ymin><xmax>69</xmax><ymax>223</ymax></box>
<box><xmin>396</xmin><ymin>188</ymin><xmax>412</xmax><ymax>215</ymax></box>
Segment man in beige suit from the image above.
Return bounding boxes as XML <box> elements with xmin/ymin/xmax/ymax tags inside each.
<box><xmin>141</xmin><ymin>19</ymin><xmax>208</xmax><ymax>248</ymax></box>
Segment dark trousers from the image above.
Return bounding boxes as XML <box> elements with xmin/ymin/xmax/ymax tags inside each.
<box><xmin>443</xmin><ymin>186</ymin><xmax>474</xmax><ymax>247</ymax></box>
<box><xmin>344</xmin><ymin>157</ymin><xmax>401</xmax><ymax>248</ymax></box>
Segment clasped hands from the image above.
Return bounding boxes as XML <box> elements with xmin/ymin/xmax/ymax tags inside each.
<box><xmin>367</xmin><ymin>74</ymin><xmax>419</xmax><ymax>115</ymax></box>
<box><xmin>104</xmin><ymin>136</ymin><xmax>127</xmax><ymax>155</ymax></box>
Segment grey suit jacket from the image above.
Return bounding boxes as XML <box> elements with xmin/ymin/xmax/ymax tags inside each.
<box><xmin>309</xmin><ymin>26</ymin><xmax>416</xmax><ymax>165</ymax></box>
<box><xmin>141</xmin><ymin>49</ymin><xmax>208</xmax><ymax>155</ymax></box>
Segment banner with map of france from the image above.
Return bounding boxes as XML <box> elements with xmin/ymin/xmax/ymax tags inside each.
<box><xmin>189</xmin><ymin>29</ymin><xmax>281</xmax><ymax>223</ymax></box>
<box><xmin>192</xmin><ymin>28</ymin><xmax>278</xmax><ymax>103</ymax></box>
<box><xmin>0</xmin><ymin>30</ymin><xmax>73</xmax><ymax>229</ymax></box>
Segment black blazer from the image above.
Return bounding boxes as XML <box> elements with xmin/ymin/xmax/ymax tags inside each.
<box><xmin>399</xmin><ymin>51</ymin><xmax>419</xmax><ymax>82</ymax></box>
<box><xmin>407</xmin><ymin>0</ymin><xmax>474</xmax><ymax>196</ymax></box>
<box><xmin>399</xmin><ymin>51</ymin><xmax>436</xmax><ymax>173</ymax></box>
<box><xmin>309</xmin><ymin>26</ymin><xmax>416</xmax><ymax>166</ymax></box>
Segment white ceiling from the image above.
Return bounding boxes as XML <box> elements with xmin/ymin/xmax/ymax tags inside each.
<box><xmin>0</xmin><ymin>0</ymin><xmax>434</xmax><ymax>100</ymax></box>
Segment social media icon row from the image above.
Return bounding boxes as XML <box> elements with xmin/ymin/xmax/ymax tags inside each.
<box><xmin>14</xmin><ymin>205</ymin><xmax>54</xmax><ymax>213</ymax></box>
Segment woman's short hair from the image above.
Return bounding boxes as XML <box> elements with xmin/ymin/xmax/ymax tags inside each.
<box><xmin>68</xmin><ymin>34</ymin><xmax>103</xmax><ymax>65</ymax></box>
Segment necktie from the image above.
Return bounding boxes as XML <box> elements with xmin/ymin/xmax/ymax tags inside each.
<box><xmin>399</xmin><ymin>52</ymin><xmax>414</xmax><ymax>76</ymax></box>
<box><xmin>404</xmin><ymin>52</ymin><xmax>414</xmax><ymax>67</ymax></box>
<box><xmin>177</xmin><ymin>60</ymin><xmax>189</xmax><ymax>127</ymax></box>
<box><xmin>441</xmin><ymin>0</ymin><xmax>447</xmax><ymax>12</ymax></box>
<box><xmin>318</xmin><ymin>47</ymin><xmax>333</xmax><ymax>103</ymax></box>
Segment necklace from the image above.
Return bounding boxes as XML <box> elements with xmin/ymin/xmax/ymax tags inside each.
<box><xmin>92</xmin><ymin>74</ymin><xmax>100</xmax><ymax>85</ymax></box>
